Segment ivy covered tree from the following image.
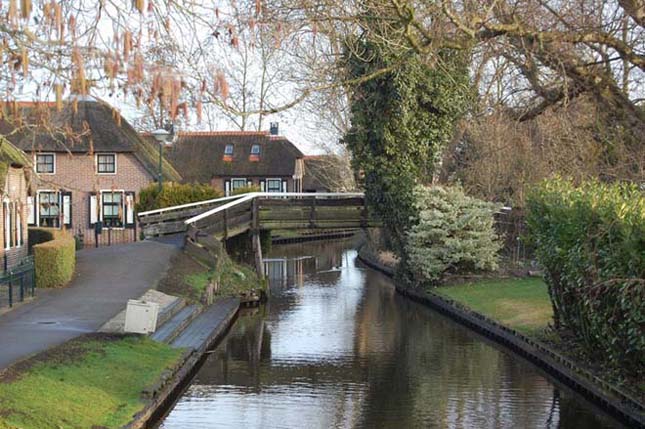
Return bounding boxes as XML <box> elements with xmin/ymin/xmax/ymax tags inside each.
<box><xmin>342</xmin><ymin>9</ymin><xmax>471</xmax><ymax>283</ymax></box>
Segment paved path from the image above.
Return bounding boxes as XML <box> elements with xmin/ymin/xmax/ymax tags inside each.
<box><xmin>0</xmin><ymin>240</ymin><xmax>180</xmax><ymax>369</ymax></box>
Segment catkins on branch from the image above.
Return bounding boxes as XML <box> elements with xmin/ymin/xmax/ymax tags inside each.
<box><xmin>123</xmin><ymin>31</ymin><xmax>132</xmax><ymax>62</ymax></box>
<box><xmin>72</xmin><ymin>48</ymin><xmax>87</xmax><ymax>94</ymax></box>
<box><xmin>68</xmin><ymin>15</ymin><xmax>76</xmax><ymax>40</ymax></box>
<box><xmin>20</xmin><ymin>0</ymin><xmax>31</xmax><ymax>20</ymax></box>
<box><xmin>134</xmin><ymin>0</ymin><xmax>144</xmax><ymax>14</ymax></box>
<box><xmin>8</xmin><ymin>0</ymin><xmax>17</xmax><ymax>27</ymax></box>
<box><xmin>255</xmin><ymin>0</ymin><xmax>261</xmax><ymax>16</ymax></box>
<box><xmin>55</xmin><ymin>83</ymin><xmax>63</xmax><ymax>111</ymax></box>
<box><xmin>214</xmin><ymin>71</ymin><xmax>229</xmax><ymax>100</ymax></box>
<box><xmin>21</xmin><ymin>48</ymin><xmax>28</xmax><ymax>76</ymax></box>
<box><xmin>196</xmin><ymin>100</ymin><xmax>202</xmax><ymax>123</ymax></box>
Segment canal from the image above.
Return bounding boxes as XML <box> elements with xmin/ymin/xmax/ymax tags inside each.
<box><xmin>159</xmin><ymin>240</ymin><xmax>624</xmax><ymax>428</ymax></box>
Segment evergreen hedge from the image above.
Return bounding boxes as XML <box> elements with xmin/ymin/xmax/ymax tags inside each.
<box><xmin>406</xmin><ymin>185</ymin><xmax>502</xmax><ymax>284</ymax></box>
<box><xmin>231</xmin><ymin>185</ymin><xmax>260</xmax><ymax>196</ymax></box>
<box><xmin>31</xmin><ymin>228</ymin><xmax>76</xmax><ymax>289</ymax></box>
<box><xmin>136</xmin><ymin>182</ymin><xmax>222</xmax><ymax>212</ymax></box>
<box><xmin>526</xmin><ymin>178</ymin><xmax>644</xmax><ymax>372</ymax></box>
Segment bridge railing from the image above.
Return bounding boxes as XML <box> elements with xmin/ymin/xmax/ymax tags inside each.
<box><xmin>138</xmin><ymin>194</ymin><xmax>246</xmax><ymax>237</ymax></box>
<box><xmin>184</xmin><ymin>192</ymin><xmax>368</xmax><ymax>239</ymax></box>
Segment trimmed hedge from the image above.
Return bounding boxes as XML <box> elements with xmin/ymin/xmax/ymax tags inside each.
<box><xmin>30</xmin><ymin>228</ymin><xmax>76</xmax><ymax>289</ymax></box>
<box><xmin>231</xmin><ymin>184</ymin><xmax>260</xmax><ymax>196</ymax></box>
<box><xmin>136</xmin><ymin>182</ymin><xmax>222</xmax><ymax>212</ymax></box>
<box><xmin>526</xmin><ymin>178</ymin><xmax>644</xmax><ymax>372</ymax></box>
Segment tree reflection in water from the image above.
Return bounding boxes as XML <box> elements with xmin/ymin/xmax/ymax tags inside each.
<box><xmin>160</xmin><ymin>240</ymin><xmax>624</xmax><ymax>429</ymax></box>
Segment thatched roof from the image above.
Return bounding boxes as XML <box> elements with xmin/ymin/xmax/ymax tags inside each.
<box><xmin>0</xmin><ymin>137</ymin><xmax>30</xmax><ymax>193</ymax></box>
<box><xmin>161</xmin><ymin>131</ymin><xmax>304</xmax><ymax>183</ymax></box>
<box><xmin>8</xmin><ymin>98</ymin><xmax>181</xmax><ymax>182</ymax></box>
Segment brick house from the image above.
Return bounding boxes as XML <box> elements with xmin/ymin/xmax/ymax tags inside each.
<box><xmin>0</xmin><ymin>139</ymin><xmax>30</xmax><ymax>271</ymax></box>
<box><xmin>12</xmin><ymin>98</ymin><xmax>180</xmax><ymax>247</ymax></box>
<box><xmin>163</xmin><ymin>127</ymin><xmax>304</xmax><ymax>195</ymax></box>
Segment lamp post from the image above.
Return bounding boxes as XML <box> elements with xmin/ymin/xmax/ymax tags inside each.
<box><xmin>151</xmin><ymin>125</ymin><xmax>174</xmax><ymax>193</ymax></box>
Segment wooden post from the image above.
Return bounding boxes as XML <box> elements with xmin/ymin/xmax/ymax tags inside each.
<box><xmin>251</xmin><ymin>198</ymin><xmax>264</xmax><ymax>280</ymax></box>
<box><xmin>309</xmin><ymin>197</ymin><xmax>316</xmax><ymax>228</ymax></box>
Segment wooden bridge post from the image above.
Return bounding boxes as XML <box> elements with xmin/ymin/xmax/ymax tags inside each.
<box><xmin>251</xmin><ymin>198</ymin><xmax>264</xmax><ymax>280</ymax></box>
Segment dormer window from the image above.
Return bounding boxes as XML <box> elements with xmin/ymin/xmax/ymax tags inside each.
<box><xmin>224</xmin><ymin>144</ymin><xmax>234</xmax><ymax>155</ymax></box>
<box><xmin>251</xmin><ymin>144</ymin><xmax>260</xmax><ymax>155</ymax></box>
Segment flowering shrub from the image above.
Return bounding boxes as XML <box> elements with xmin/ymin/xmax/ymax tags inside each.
<box><xmin>406</xmin><ymin>185</ymin><xmax>501</xmax><ymax>284</ymax></box>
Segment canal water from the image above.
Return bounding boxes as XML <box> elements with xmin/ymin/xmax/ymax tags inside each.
<box><xmin>159</xmin><ymin>240</ymin><xmax>624</xmax><ymax>428</ymax></box>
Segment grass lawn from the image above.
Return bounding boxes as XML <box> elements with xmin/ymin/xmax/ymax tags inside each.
<box><xmin>434</xmin><ymin>277</ymin><xmax>553</xmax><ymax>335</ymax></box>
<box><xmin>0</xmin><ymin>334</ymin><xmax>183</xmax><ymax>429</ymax></box>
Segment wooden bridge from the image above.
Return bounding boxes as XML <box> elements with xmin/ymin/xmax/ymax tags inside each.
<box><xmin>138</xmin><ymin>192</ymin><xmax>380</xmax><ymax>240</ymax></box>
<box><xmin>138</xmin><ymin>192</ymin><xmax>380</xmax><ymax>279</ymax></box>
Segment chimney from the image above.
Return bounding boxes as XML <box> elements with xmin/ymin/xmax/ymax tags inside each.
<box><xmin>270</xmin><ymin>122</ymin><xmax>279</xmax><ymax>135</ymax></box>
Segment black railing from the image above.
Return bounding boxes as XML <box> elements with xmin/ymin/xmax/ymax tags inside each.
<box><xmin>0</xmin><ymin>256</ymin><xmax>35</xmax><ymax>309</ymax></box>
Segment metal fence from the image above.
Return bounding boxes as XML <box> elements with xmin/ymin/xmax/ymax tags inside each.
<box><xmin>0</xmin><ymin>256</ymin><xmax>35</xmax><ymax>309</ymax></box>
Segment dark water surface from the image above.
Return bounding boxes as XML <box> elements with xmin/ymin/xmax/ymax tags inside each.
<box><xmin>160</xmin><ymin>240</ymin><xmax>624</xmax><ymax>429</ymax></box>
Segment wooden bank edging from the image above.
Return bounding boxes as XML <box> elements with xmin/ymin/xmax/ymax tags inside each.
<box><xmin>123</xmin><ymin>299</ymin><xmax>240</xmax><ymax>429</ymax></box>
<box><xmin>356</xmin><ymin>249</ymin><xmax>645</xmax><ymax>428</ymax></box>
<box><xmin>271</xmin><ymin>230</ymin><xmax>357</xmax><ymax>245</ymax></box>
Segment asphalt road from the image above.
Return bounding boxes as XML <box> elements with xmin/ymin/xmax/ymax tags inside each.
<box><xmin>0</xmin><ymin>239</ymin><xmax>180</xmax><ymax>369</ymax></box>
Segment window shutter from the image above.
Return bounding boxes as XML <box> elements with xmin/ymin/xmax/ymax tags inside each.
<box><xmin>125</xmin><ymin>192</ymin><xmax>135</xmax><ymax>228</ymax></box>
<box><xmin>27</xmin><ymin>196</ymin><xmax>35</xmax><ymax>225</ymax></box>
<box><xmin>225</xmin><ymin>180</ymin><xmax>231</xmax><ymax>196</ymax></box>
<box><xmin>89</xmin><ymin>193</ymin><xmax>98</xmax><ymax>226</ymax></box>
<box><xmin>260</xmin><ymin>180</ymin><xmax>265</xmax><ymax>192</ymax></box>
<box><xmin>62</xmin><ymin>192</ymin><xmax>72</xmax><ymax>227</ymax></box>
<box><xmin>282</xmin><ymin>180</ymin><xmax>287</xmax><ymax>193</ymax></box>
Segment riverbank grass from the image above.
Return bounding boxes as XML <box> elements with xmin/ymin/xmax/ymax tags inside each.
<box><xmin>435</xmin><ymin>278</ymin><xmax>552</xmax><ymax>335</ymax></box>
<box><xmin>0</xmin><ymin>334</ymin><xmax>183</xmax><ymax>429</ymax></box>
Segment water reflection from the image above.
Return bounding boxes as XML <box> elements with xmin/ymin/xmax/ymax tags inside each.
<box><xmin>160</xmin><ymin>240</ymin><xmax>623</xmax><ymax>429</ymax></box>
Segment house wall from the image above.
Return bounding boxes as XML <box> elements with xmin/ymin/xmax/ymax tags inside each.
<box><xmin>30</xmin><ymin>152</ymin><xmax>154</xmax><ymax>247</ymax></box>
<box><xmin>1</xmin><ymin>167</ymin><xmax>29</xmax><ymax>271</ymax></box>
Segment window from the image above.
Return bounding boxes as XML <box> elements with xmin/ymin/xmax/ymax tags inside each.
<box><xmin>38</xmin><ymin>191</ymin><xmax>60</xmax><ymax>227</ymax></box>
<box><xmin>251</xmin><ymin>144</ymin><xmax>260</xmax><ymax>155</ymax></box>
<box><xmin>231</xmin><ymin>178</ymin><xmax>247</xmax><ymax>192</ymax></box>
<box><xmin>224</xmin><ymin>144</ymin><xmax>234</xmax><ymax>155</ymax></box>
<box><xmin>36</xmin><ymin>153</ymin><xmax>55</xmax><ymax>174</ymax></box>
<box><xmin>266</xmin><ymin>179</ymin><xmax>282</xmax><ymax>193</ymax></box>
<box><xmin>96</xmin><ymin>153</ymin><xmax>116</xmax><ymax>174</ymax></box>
<box><xmin>101</xmin><ymin>191</ymin><xmax>123</xmax><ymax>228</ymax></box>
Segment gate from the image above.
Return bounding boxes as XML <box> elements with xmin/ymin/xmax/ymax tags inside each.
<box><xmin>0</xmin><ymin>256</ymin><xmax>35</xmax><ymax>309</ymax></box>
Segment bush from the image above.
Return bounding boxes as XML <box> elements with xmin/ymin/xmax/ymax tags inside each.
<box><xmin>526</xmin><ymin>178</ymin><xmax>644</xmax><ymax>372</ymax></box>
<box><xmin>406</xmin><ymin>185</ymin><xmax>502</xmax><ymax>284</ymax></box>
<box><xmin>136</xmin><ymin>182</ymin><xmax>222</xmax><ymax>212</ymax></box>
<box><xmin>31</xmin><ymin>228</ymin><xmax>76</xmax><ymax>288</ymax></box>
<box><xmin>231</xmin><ymin>184</ymin><xmax>260</xmax><ymax>196</ymax></box>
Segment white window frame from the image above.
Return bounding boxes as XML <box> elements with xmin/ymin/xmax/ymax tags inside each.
<box><xmin>99</xmin><ymin>189</ymin><xmax>125</xmax><ymax>229</ymax></box>
<box><xmin>35</xmin><ymin>153</ymin><xmax>56</xmax><ymax>175</ymax></box>
<box><xmin>231</xmin><ymin>178</ymin><xmax>247</xmax><ymax>192</ymax></box>
<box><xmin>224</xmin><ymin>144</ymin><xmax>234</xmax><ymax>155</ymax></box>
<box><xmin>266</xmin><ymin>178</ymin><xmax>282</xmax><ymax>193</ymax></box>
<box><xmin>250</xmin><ymin>144</ymin><xmax>261</xmax><ymax>155</ymax></box>
<box><xmin>36</xmin><ymin>190</ymin><xmax>61</xmax><ymax>228</ymax></box>
<box><xmin>95</xmin><ymin>153</ymin><xmax>117</xmax><ymax>175</ymax></box>
<box><xmin>3</xmin><ymin>198</ymin><xmax>10</xmax><ymax>250</ymax></box>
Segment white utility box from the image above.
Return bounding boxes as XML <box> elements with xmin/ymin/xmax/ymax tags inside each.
<box><xmin>124</xmin><ymin>300</ymin><xmax>159</xmax><ymax>334</ymax></box>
